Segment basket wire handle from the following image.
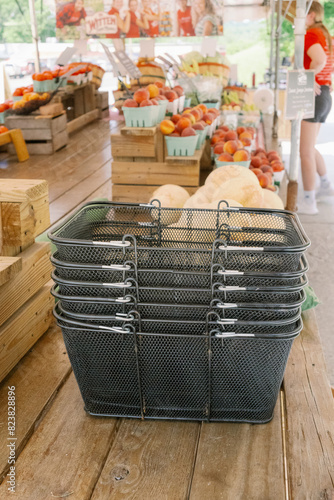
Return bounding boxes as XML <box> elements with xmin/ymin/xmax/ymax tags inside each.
<box><xmin>210</xmin><ymin>263</ymin><xmax>227</xmax><ymax>287</ymax></box>
<box><xmin>57</xmin><ymin>301</ymin><xmax>135</xmax><ymax>323</ymax></box>
<box><xmin>53</xmin><ymin>303</ymin><xmax>133</xmax><ymax>333</ymax></box>
<box><xmin>122</xmin><ymin>234</ymin><xmax>138</xmax><ymax>266</ymax></box>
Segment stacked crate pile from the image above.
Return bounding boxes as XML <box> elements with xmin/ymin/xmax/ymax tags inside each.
<box><xmin>0</xmin><ymin>179</ymin><xmax>53</xmax><ymax>382</ymax></box>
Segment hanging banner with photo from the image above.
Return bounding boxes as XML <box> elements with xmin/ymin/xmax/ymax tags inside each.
<box><xmin>55</xmin><ymin>0</ymin><xmax>224</xmax><ymax>40</ymax></box>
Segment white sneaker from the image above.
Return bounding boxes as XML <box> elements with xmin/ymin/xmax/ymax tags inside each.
<box><xmin>297</xmin><ymin>198</ymin><xmax>319</xmax><ymax>215</ymax></box>
<box><xmin>316</xmin><ymin>183</ymin><xmax>334</xmax><ymax>201</ymax></box>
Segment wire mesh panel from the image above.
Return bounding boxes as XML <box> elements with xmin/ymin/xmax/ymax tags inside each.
<box><xmin>55</xmin><ymin>313</ymin><xmax>302</xmax><ymax>423</ymax></box>
<box><xmin>210</xmin><ymin>337</ymin><xmax>294</xmax><ymax>422</ymax></box>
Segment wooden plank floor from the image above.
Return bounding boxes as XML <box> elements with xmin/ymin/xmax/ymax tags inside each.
<box><xmin>0</xmin><ymin>122</ymin><xmax>334</xmax><ymax>499</ymax></box>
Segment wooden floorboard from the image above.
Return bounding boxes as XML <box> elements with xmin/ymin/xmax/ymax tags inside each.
<box><xmin>0</xmin><ymin>320</ymin><xmax>71</xmax><ymax>484</ymax></box>
<box><xmin>283</xmin><ymin>309</ymin><xmax>334</xmax><ymax>499</ymax></box>
<box><xmin>91</xmin><ymin>419</ymin><xmax>200</xmax><ymax>500</ymax></box>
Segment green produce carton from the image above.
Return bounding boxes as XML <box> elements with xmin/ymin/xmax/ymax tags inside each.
<box><xmin>165</xmin><ymin>135</ymin><xmax>199</xmax><ymax>157</ymax></box>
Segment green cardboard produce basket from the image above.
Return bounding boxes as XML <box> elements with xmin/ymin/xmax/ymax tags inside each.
<box><xmin>165</xmin><ymin>134</ymin><xmax>199</xmax><ymax>156</ymax></box>
<box><xmin>157</xmin><ymin>100</ymin><xmax>168</xmax><ymax>122</ymax></box>
<box><xmin>122</xmin><ymin>106</ymin><xmax>159</xmax><ymax>127</ymax></box>
<box><xmin>215</xmin><ymin>159</ymin><xmax>251</xmax><ymax>168</ymax></box>
<box><xmin>204</xmin><ymin>101</ymin><xmax>220</xmax><ymax>109</ymax></box>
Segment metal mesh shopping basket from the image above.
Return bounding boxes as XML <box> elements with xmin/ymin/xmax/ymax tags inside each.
<box><xmin>48</xmin><ymin>201</ymin><xmax>310</xmax><ymax>273</ymax></box>
<box><xmin>51</xmin><ymin>252</ymin><xmax>309</xmax><ymax>290</ymax></box>
<box><xmin>52</xmin><ymin>271</ymin><xmax>306</xmax><ymax>307</ymax></box>
<box><xmin>54</xmin><ymin>304</ymin><xmax>302</xmax><ymax>423</ymax></box>
<box><xmin>52</xmin><ymin>285</ymin><xmax>302</xmax><ymax>322</ymax></box>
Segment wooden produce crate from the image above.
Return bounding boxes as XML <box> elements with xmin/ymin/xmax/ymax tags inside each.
<box><xmin>0</xmin><ymin>179</ymin><xmax>50</xmax><ymax>256</ymax></box>
<box><xmin>0</xmin><ymin>281</ymin><xmax>53</xmax><ymax>383</ymax></box>
<box><xmin>5</xmin><ymin>113</ymin><xmax>68</xmax><ymax>155</ymax></box>
<box><xmin>111</xmin><ymin>126</ymin><xmax>205</xmax><ymax>203</ymax></box>
<box><xmin>95</xmin><ymin>90</ymin><xmax>109</xmax><ymax>119</ymax></box>
<box><xmin>55</xmin><ymin>83</ymin><xmax>97</xmax><ymax>122</ymax></box>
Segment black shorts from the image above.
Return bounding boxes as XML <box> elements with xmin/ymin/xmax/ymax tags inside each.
<box><xmin>304</xmin><ymin>85</ymin><xmax>332</xmax><ymax>123</ymax></box>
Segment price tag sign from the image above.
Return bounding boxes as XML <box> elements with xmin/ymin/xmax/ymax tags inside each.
<box><xmin>140</xmin><ymin>39</ymin><xmax>155</xmax><ymax>59</ymax></box>
<box><xmin>56</xmin><ymin>47</ymin><xmax>77</xmax><ymax>67</ymax></box>
<box><xmin>114</xmin><ymin>50</ymin><xmax>142</xmax><ymax>79</ymax></box>
<box><xmin>100</xmin><ymin>42</ymin><xmax>122</xmax><ymax>76</ymax></box>
<box><xmin>285</xmin><ymin>70</ymin><xmax>315</xmax><ymax>120</ymax></box>
<box><xmin>201</xmin><ymin>38</ymin><xmax>217</xmax><ymax>58</ymax></box>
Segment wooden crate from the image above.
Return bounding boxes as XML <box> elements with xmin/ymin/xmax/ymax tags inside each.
<box><xmin>55</xmin><ymin>83</ymin><xmax>97</xmax><ymax>122</ymax></box>
<box><xmin>0</xmin><ymin>179</ymin><xmax>50</xmax><ymax>256</ymax></box>
<box><xmin>0</xmin><ymin>282</ymin><xmax>53</xmax><ymax>383</ymax></box>
<box><xmin>5</xmin><ymin>113</ymin><xmax>68</xmax><ymax>155</ymax></box>
<box><xmin>111</xmin><ymin>126</ymin><xmax>207</xmax><ymax>203</ymax></box>
<box><xmin>0</xmin><ymin>242</ymin><xmax>52</xmax><ymax>327</ymax></box>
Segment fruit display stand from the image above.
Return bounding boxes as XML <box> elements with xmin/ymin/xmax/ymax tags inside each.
<box><xmin>5</xmin><ymin>112</ymin><xmax>68</xmax><ymax>155</ymax></box>
<box><xmin>111</xmin><ymin>125</ymin><xmax>207</xmax><ymax>203</ymax></box>
<box><xmin>53</xmin><ymin>83</ymin><xmax>100</xmax><ymax>133</ymax></box>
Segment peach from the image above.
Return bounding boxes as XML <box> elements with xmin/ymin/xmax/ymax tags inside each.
<box><xmin>190</xmin><ymin>109</ymin><xmax>201</xmax><ymax>122</ymax></box>
<box><xmin>233</xmin><ymin>149</ymin><xmax>250</xmax><ymax>162</ymax></box>
<box><xmin>211</xmin><ymin>135</ymin><xmax>223</xmax><ymax>146</ymax></box>
<box><xmin>158</xmin><ymin>94</ymin><xmax>168</xmax><ymax>100</ymax></box>
<box><xmin>237</xmin><ymin>126</ymin><xmax>246</xmax><ymax>135</ymax></box>
<box><xmin>236</xmin><ymin>140</ymin><xmax>244</xmax><ymax>150</ymax></box>
<box><xmin>170</xmin><ymin>132</ymin><xmax>181</xmax><ymax>137</ymax></box>
<box><xmin>173</xmin><ymin>85</ymin><xmax>184</xmax><ymax>96</ymax></box>
<box><xmin>241</xmin><ymin>137</ymin><xmax>252</xmax><ymax>147</ymax></box>
<box><xmin>257</xmin><ymin>152</ymin><xmax>267</xmax><ymax>159</ymax></box>
<box><xmin>165</xmin><ymin>90</ymin><xmax>178</xmax><ymax>102</ymax></box>
<box><xmin>260</xmin><ymin>158</ymin><xmax>270</xmax><ymax>166</ymax></box>
<box><xmin>134</xmin><ymin>88</ymin><xmax>150</xmax><ymax>104</ymax></box>
<box><xmin>246</xmin><ymin>127</ymin><xmax>255</xmax><ymax>137</ymax></box>
<box><xmin>272</xmin><ymin>162</ymin><xmax>284</xmax><ymax>172</ymax></box>
<box><xmin>251</xmin><ymin>157</ymin><xmax>262</xmax><ymax>168</ymax></box>
<box><xmin>239</xmin><ymin>131</ymin><xmax>252</xmax><ymax>141</ymax></box>
<box><xmin>261</xmin><ymin>165</ymin><xmax>274</xmax><ymax>175</ymax></box>
<box><xmin>192</xmin><ymin>122</ymin><xmax>205</xmax><ymax>131</ymax></box>
<box><xmin>151</xmin><ymin>99</ymin><xmax>159</xmax><ymax>105</ymax></box>
<box><xmin>146</xmin><ymin>84</ymin><xmax>159</xmax><ymax>98</ymax></box>
<box><xmin>255</xmin><ymin>148</ymin><xmax>266</xmax><ymax>155</ymax></box>
<box><xmin>140</xmin><ymin>99</ymin><xmax>153</xmax><ymax>107</ymax></box>
<box><xmin>160</xmin><ymin>119</ymin><xmax>175</xmax><ymax>135</ymax></box>
<box><xmin>182</xmin><ymin>112</ymin><xmax>196</xmax><ymax>125</ymax></box>
<box><xmin>214</xmin><ymin>130</ymin><xmax>226</xmax><ymax>138</ymax></box>
<box><xmin>194</xmin><ymin>106</ymin><xmax>203</xmax><ymax>119</ymax></box>
<box><xmin>250</xmin><ymin>168</ymin><xmax>263</xmax><ymax>178</ymax></box>
<box><xmin>223</xmin><ymin>140</ymin><xmax>238</xmax><ymax>155</ymax></box>
<box><xmin>218</xmin><ymin>153</ymin><xmax>234</xmax><ymax>162</ymax></box>
<box><xmin>213</xmin><ymin>143</ymin><xmax>225</xmax><ymax>155</ymax></box>
<box><xmin>171</xmin><ymin>114</ymin><xmax>182</xmax><ymax>124</ymax></box>
<box><xmin>202</xmin><ymin>113</ymin><xmax>214</xmax><ymax>125</ymax></box>
<box><xmin>268</xmin><ymin>153</ymin><xmax>280</xmax><ymax>162</ymax></box>
<box><xmin>154</xmin><ymin>80</ymin><xmax>164</xmax><ymax>88</ymax></box>
<box><xmin>198</xmin><ymin>103</ymin><xmax>208</xmax><ymax>114</ymax></box>
<box><xmin>159</xmin><ymin>88</ymin><xmax>166</xmax><ymax>96</ymax></box>
<box><xmin>123</xmin><ymin>99</ymin><xmax>138</xmax><ymax>107</ymax></box>
<box><xmin>218</xmin><ymin>125</ymin><xmax>230</xmax><ymax>132</ymax></box>
<box><xmin>176</xmin><ymin>116</ymin><xmax>192</xmax><ymax>131</ymax></box>
<box><xmin>181</xmin><ymin>127</ymin><xmax>197</xmax><ymax>137</ymax></box>
<box><xmin>258</xmin><ymin>173</ymin><xmax>269</xmax><ymax>188</ymax></box>
<box><xmin>225</xmin><ymin>130</ymin><xmax>238</xmax><ymax>141</ymax></box>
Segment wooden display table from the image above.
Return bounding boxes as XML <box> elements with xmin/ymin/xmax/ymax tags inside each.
<box><xmin>111</xmin><ymin>126</ymin><xmax>208</xmax><ymax>203</ymax></box>
<box><xmin>0</xmin><ymin>309</ymin><xmax>333</xmax><ymax>498</ymax></box>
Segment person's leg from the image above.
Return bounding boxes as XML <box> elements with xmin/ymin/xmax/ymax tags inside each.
<box><xmin>300</xmin><ymin>120</ymin><xmax>318</xmax><ymax>190</ymax></box>
<box><xmin>299</xmin><ymin>120</ymin><xmax>319</xmax><ymax>214</ymax></box>
<box><xmin>314</xmin><ymin>123</ymin><xmax>327</xmax><ymax>176</ymax></box>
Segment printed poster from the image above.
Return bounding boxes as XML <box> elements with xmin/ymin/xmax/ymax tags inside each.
<box><xmin>55</xmin><ymin>0</ymin><xmax>224</xmax><ymax>40</ymax></box>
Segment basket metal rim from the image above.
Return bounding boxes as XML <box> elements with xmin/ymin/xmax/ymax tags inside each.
<box><xmin>47</xmin><ymin>200</ymin><xmax>311</xmax><ymax>253</ymax></box>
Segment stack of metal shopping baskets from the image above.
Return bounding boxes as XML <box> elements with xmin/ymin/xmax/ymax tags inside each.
<box><xmin>49</xmin><ymin>200</ymin><xmax>310</xmax><ymax>424</ymax></box>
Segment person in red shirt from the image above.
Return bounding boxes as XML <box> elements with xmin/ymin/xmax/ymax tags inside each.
<box><xmin>298</xmin><ymin>1</ymin><xmax>333</xmax><ymax>214</ymax></box>
<box><xmin>141</xmin><ymin>0</ymin><xmax>159</xmax><ymax>37</ymax></box>
<box><xmin>176</xmin><ymin>0</ymin><xmax>195</xmax><ymax>36</ymax></box>
<box><xmin>56</xmin><ymin>0</ymin><xmax>86</xmax><ymax>28</ymax></box>
<box><xmin>106</xmin><ymin>0</ymin><xmax>125</xmax><ymax>39</ymax></box>
<box><xmin>124</xmin><ymin>0</ymin><xmax>149</xmax><ymax>38</ymax></box>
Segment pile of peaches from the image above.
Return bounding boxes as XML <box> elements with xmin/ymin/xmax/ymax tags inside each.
<box><xmin>249</xmin><ymin>148</ymin><xmax>285</xmax><ymax>189</ymax></box>
<box><xmin>123</xmin><ymin>81</ymin><xmax>184</xmax><ymax>108</ymax></box>
<box><xmin>159</xmin><ymin>104</ymin><xmax>220</xmax><ymax>138</ymax></box>
<box><xmin>211</xmin><ymin>125</ymin><xmax>255</xmax><ymax>164</ymax></box>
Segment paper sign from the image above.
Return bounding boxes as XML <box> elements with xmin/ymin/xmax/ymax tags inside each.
<box><xmin>285</xmin><ymin>70</ymin><xmax>315</xmax><ymax>120</ymax></box>
<box><xmin>114</xmin><ymin>50</ymin><xmax>142</xmax><ymax>79</ymax></box>
<box><xmin>56</xmin><ymin>47</ymin><xmax>77</xmax><ymax>66</ymax></box>
<box><xmin>201</xmin><ymin>38</ymin><xmax>217</xmax><ymax>58</ymax></box>
<box><xmin>100</xmin><ymin>43</ymin><xmax>122</xmax><ymax>76</ymax></box>
<box><xmin>73</xmin><ymin>39</ymin><xmax>88</xmax><ymax>56</ymax></box>
<box><xmin>140</xmin><ymin>39</ymin><xmax>155</xmax><ymax>59</ymax></box>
